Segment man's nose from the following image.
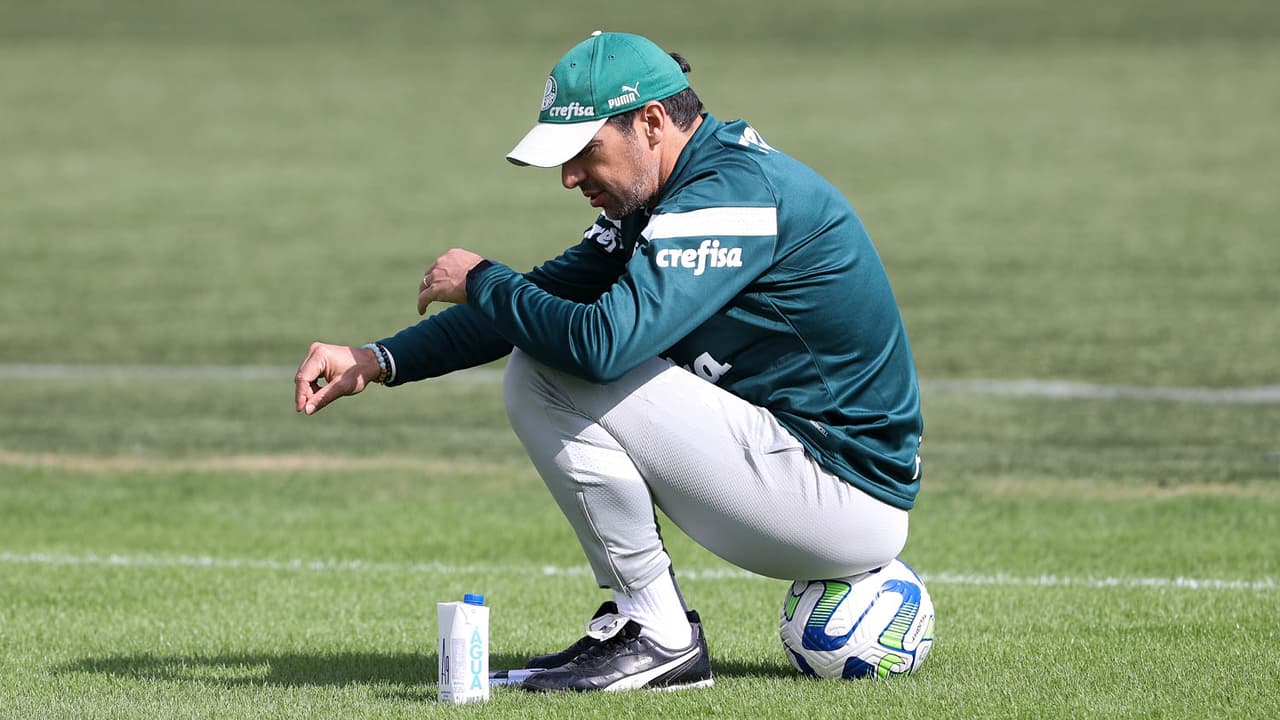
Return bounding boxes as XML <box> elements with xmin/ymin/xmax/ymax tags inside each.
<box><xmin>561</xmin><ymin>162</ymin><xmax>583</xmax><ymax>189</ymax></box>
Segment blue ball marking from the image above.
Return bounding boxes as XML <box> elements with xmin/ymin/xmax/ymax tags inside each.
<box><xmin>842</xmin><ymin>656</ymin><xmax>878</xmax><ymax>679</ymax></box>
<box><xmin>788</xmin><ymin>648</ymin><xmax>820</xmax><ymax>677</ymax></box>
<box><xmin>801</xmin><ymin>581</ymin><xmax>855</xmax><ymax>652</ymax></box>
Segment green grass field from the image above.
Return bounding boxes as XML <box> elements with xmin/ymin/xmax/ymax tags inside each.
<box><xmin>2</xmin><ymin>1</ymin><xmax>1278</xmax><ymax>718</ymax></box>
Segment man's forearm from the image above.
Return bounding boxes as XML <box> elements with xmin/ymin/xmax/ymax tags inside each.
<box><xmin>377</xmin><ymin>304</ymin><xmax>513</xmax><ymax>386</ymax></box>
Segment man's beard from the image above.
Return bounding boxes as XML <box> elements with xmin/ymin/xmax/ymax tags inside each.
<box><xmin>604</xmin><ymin>174</ymin><xmax>652</xmax><ymax>218</ymax></box>
<box><xmin>603</xmin><ymin>135</ymin><xmax>655</xmax><ymax>217</ymax></box>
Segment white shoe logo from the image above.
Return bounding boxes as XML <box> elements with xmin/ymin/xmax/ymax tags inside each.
<box><xmin>621</xmin><ymin>83</ymin><xmax>640</xmax><ymax>95</ymax></box>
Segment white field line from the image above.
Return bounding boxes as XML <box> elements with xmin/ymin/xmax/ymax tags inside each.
<box><xmin>924</xmin><ymin>378</ymin><xmax>1280</xmax><ymax>405</ymax></box>
<box><xmin>0</xmin><ymin>551</ymin><xmax>1274</xmax><ymax>592</ymax></box>
<box><xmin>1</xmin><ymin>363</ymin><xmax>1278</xmax><ymax>404</ymax></box>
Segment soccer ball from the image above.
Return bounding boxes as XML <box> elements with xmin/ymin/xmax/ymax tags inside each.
<box><xmin>779</xmin><ymin>558</ymin><xmax>935</xmax><ymax>679</ymax></box>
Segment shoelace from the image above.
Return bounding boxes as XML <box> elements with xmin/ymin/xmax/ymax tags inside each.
<box><xmin>584</xmin><ymin>612</ymin><xmax>630</xmax><ymax>641</ymax></box>
<box><xmin>575</xmin><ymin>618</ymin><xmax>642</xmax><ymax>663</ymax></box>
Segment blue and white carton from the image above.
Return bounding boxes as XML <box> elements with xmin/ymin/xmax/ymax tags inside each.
<box><xmin>437</xmin><ymin>594</ymin><xmax>490</xmax><ymax>703</ymax></box>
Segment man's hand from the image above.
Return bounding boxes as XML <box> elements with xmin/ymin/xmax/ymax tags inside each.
<box><xmin>294</xmin><ymin>342</ymin><xmax>381</xmax><ymax>416</ymax></box>
<box><xmin>418</xmin><ymin>248</ymin><xmax>485</xmax><ymax>315</ymax></box>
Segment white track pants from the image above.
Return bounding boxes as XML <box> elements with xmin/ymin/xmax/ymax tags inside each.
<box><xmin>503</xmin><ymin>349</ymin><xmax>908</xmax><ymax>592</ymax></box>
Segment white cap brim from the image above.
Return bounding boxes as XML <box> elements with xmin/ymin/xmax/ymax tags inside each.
<box><xmin>506</xmin><ymin>118</ymin><xmax>608</xmax><ymax>167</ymax></box>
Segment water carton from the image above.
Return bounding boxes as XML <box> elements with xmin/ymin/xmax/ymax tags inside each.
<box><xmin>437</xmin><ymin>594</ymin><xmax>489</xmax><ymax>703</ymax></box>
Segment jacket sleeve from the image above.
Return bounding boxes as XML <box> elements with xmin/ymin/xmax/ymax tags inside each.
<box><xmin>377</xmin><ymin>230</ymin><xmax>627</xmax><ymax>385</ymax></box>
<box><xmin>466</xmin><ymin>201</ymin><xmax>780</xmax><ymax>383</ymax></box>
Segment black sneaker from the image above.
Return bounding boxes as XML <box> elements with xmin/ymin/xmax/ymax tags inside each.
<box><xmin>521</xmin><ymin>611</ymin><xmax>713</xmax><ymax>693</ymax></box>
<box><xmin>524</xmin><ymin>601</ymin><xmax>620</xmax><ymax>670</ymax></box>
<box><xmin>524</xmin><ymin>602</ymin><xmax>707</xmax><ymax>670</ymax></box>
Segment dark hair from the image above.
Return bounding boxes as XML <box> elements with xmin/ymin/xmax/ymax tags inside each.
<box><xmin>607</xmin><ymin>52</ymin><xmax>704</xmax><ymax>135</ymax></box>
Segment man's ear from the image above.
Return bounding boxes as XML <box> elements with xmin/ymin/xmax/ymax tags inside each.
<box><xmin>640</xmin><ymin>101</ymin><xmax>667</xmax><ymax>147</ymax></box>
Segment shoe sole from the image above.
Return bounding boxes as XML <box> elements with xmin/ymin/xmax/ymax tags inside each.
<box><xmin>522</xmin><ymin>654</ymin><xmax>714</xmax><ymax>693</ymax></box>
<box><xmin>646</xmin><ymin>677</ymin><xmax>715</xmax><ymax>692</ymax></box>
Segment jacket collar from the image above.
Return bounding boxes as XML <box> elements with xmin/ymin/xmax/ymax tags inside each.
<box><xmin>654</xmin><ymin>112</ymin><xmax>720</xmax><ymax>209</ymax></box>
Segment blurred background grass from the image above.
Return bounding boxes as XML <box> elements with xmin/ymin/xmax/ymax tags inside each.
<box><xmin>2</xmin><ymin>5</ymin><xmax>1279</xmax><ymax>717</ymax></box>
<box><xmin>2</xmin><ymin>0</ymin><xmax>1277</xmax><ymax>385</ymax></box>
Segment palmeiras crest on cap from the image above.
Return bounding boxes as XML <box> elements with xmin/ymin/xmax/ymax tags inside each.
<box><xmin>541</xmin><ymin>76</ymin><xmax>558</xmax><ymax>111</ymax></box>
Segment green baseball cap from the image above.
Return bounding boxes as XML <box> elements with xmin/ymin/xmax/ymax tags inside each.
<box><xmin>507</xmin><ymin>31</ymin><xmax>690</xmax><ymax>168</ymax></box>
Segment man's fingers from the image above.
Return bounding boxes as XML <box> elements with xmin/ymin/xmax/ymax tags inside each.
<box><xmin>304</xmin><ymin>376</ymin><xmax>340</xmax><ymax>415</ymax></box>
<box><xmin>304</xmin><ymin>383</ymin><xmax>332</xmax><ymax>415</ymax></box>
<box><xmin>294</xmin><ymin>342</ymin><xmax>370</xmax><ymax>416</ymax></box>
<box><xmin>305</xmin><ymin>372</ymin><xmax>356</xmax><ymax>415</ymax></box>
<box><xmin>294</xmin><ymin>345</ymin><xmax>326</xmax><ymax>413</ymax></box>
<box><xmin>298</xmin><ymin>379</ymin><xmax>324</xmax><ymax>414</ymax></box>
<box><xmin>418</xmin><ymin>264</ymin><xmax>438</xmax><ymax>315</ymax></box>
<box><xmin>416</xmin><ymin>251</ymin><xmax>478</xmax><ymax>312</ymax></box>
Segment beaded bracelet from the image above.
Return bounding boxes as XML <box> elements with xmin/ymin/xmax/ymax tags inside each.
<box><xmin>361</xmin><ymin>343</ymin><xmax>389</xmax><ymax>384</ymax></box>
<box><xmin>378</xmin><ymin>343</ymin><xmax>396</xmax><ymax>385</ymax></box>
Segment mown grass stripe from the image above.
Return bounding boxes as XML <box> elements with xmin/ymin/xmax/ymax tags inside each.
<box><xmin>0</xmin><ymin>450</ymin><xmax>524</xmax><ymax>476</ymax></box>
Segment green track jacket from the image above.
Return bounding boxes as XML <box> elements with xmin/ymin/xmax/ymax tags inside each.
<box><xmin>380</xmin><ymin>113</ymin><xmax>923</xmax><ymax>509</ymax></box>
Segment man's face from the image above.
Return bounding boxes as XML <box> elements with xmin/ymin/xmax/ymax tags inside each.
<box><xmin>561</xmin><ymin>118</ymin><xmax>657</xmax><ymax>218</ymax></box>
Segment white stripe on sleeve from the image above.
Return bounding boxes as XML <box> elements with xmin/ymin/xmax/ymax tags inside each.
<box><xmin>642</xmin><ymin>206</ymin><xmax>778</xmax><ymax>240</ymax></box>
